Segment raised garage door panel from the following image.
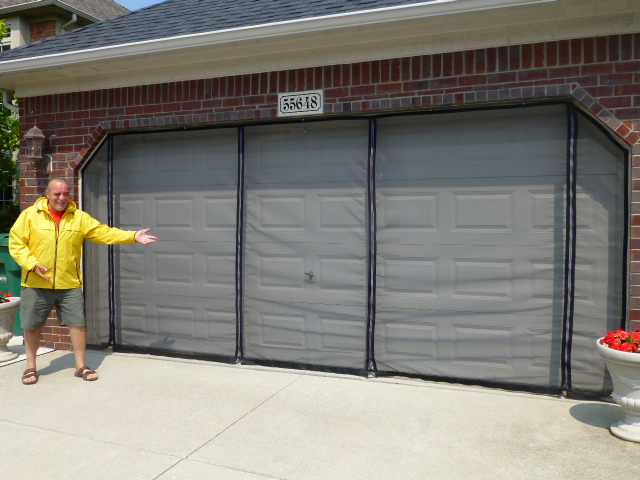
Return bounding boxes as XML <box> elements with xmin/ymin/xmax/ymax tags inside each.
<box><xmin>571</xmin><ymin>115</ymin><xmax>625</xmax><ymax>392</ymax></box>
<box><xmin>243</xmin><ymin>121</ymin><xmax>369</xmax><ymax>369</ymax></box>
<box><xmin>112</xmin><ymin>129</ymin><xmax>238</xmax><ymax>356</ymax></box>
<box><xmin>375</xmin><ymin>106</ymin><xmax>567</xmax><ymax>386</ymax></box>
<box><xmin>83</xmin><ymin>145</ymin><xmax>111</xmax><ymax>345</ymax></box>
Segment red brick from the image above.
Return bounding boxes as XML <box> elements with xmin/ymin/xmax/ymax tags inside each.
<box><xmin>401</xmin><ymin>57</ymin><xmax>411</xmax><ymax>81</ymax></box>
<box><xmin>352</xmin><ymin>64</ymin><xmax>362</xmax><ymax>86</ymax></box>
<box><xmin>621</xmin><ymin>34</ymin><xmax>634</xmax><ymax>61</ymax></box>
<box><xmin>350</xmin><ymin>85</ymin><xmax>377</xmax><ymax>96</ymax></box>
<box><xmin>600</xmin><ymin>73</ymin><xmax>633</xmax><ymax>85</ymax></box>
<box><xmin>442</xmin><ymin>53</ymin><xmax>453</xmax><ymax>77</ymax></box>
<box><xmin>360</xmin><ymin>62</ymin><xmax>371</xmax><ymax>85</ymax></box>
<box><xmin>616</xmin><ymin>84</ymin><xmax>640</xmax><ymax>95</ymax></box>
<box><xmin>596</xmin><ymin>36</ymin><xmax>608</xmax><ymax>62</ymax></box>
<box><xmin>497</xmin><ymin>46</ymin><xmax>509</xmax><ymax>71</ymax></box>
<box><xmin>508</xmin><ymin>45</ymin><xmax>520</xmax><ymax>70</ymax></box>
<box><xmin>581</xmin><ymin>64</ymin><xmax>614</xmax><ymax>75</ymax></box>
<box><xmin>377</xmin><ymin>83</ymin><xmax>403</xmax><ymax>93</ymax></box>
<box><xmin>614</xmin><ymin>108</ymin><xmax>640</xmax><ymax>120</ymax></box>
<box><xmin>609</xmin><ymin>35</ymin><xmax>620</xmax><ymax>62</ymax></box>
<box><xmin>558</xmin><ymin>40</ymin><xmax>570</xmax><ymax>65</ymax></box>
<box><xmin>571</xmin><ymin>39</ymin><xmax>583</xmax><ymax>64</ymax></box>
<box><xmin>464</xmin><ymin>51</ymin><xmax>475</xmax><ymax>74</ymax></box>
<box><xmin>534</xmin><ymin>42</ymin><xmax>546</xmax><ymax>68</ymax></box>
<box><xmin>616</xmin><ymin>124</ymin><xmax>631</xmax><ymax>138</ymax></box>
<box><xmin>486</xmin><ymin>48</ymin><xmax>497</xmax><ymax>73</ymax></box>
<box><xmin>379</xmin><ymin>59</ymin><xmax>392</xmax><ymax>83</ymax></box>
<box><xmin>325</xmin><ymin>87</ymin><xmax>349</xmax><ymax>98</ymax></box>
<box><xmin>600</xmin><ymin>96</ymin><xmax>632</xmax><ymax>109</ymax></box>
<box><xmin>546</xmin><ymin>42</ymin><xmax>558</xmax><ymax>67</ymax></box>
<box><xmin>474</xmin><ymin>50</ymin><xmax>486</xmax><ymax>74</ymax></box>
<box><xmin>222</xmin><ymin>97</ymin><xmax>242</xmax><ymax>106</ymax></box>
<box><xmin>453</xmin><ymin>51</ymin><xmax>464</xmax><ymax>76</ymax></box>
<box><xmin>432</xmin><ymin>54</ymin><xmax>443</xmax><ymax>78</ymax></box>
<box><xmin>518</xmin><ymin>70</ymin><xmax>549</xmax><ymax>81</ymax></box>
<box><xmin>181</xmin><ymin>101</ymin><xmax>201</xmax><ymax>111</ymax></box>
<box><xmin>625</xmin><ymin>131</ymin><xmax>640</xmax><ymax>146</ymax></box>
<box><xmin>369</xmin><ymin>61</ymin><xmax>380</xmax><ymax>84</ymax></box>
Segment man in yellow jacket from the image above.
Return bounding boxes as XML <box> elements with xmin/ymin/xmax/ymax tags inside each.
<box><xmin>9</xmin><ymin>178</ymin><xmax>156</xmax><ymax>385</ymax></box>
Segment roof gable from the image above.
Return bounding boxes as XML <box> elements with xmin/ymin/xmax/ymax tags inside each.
<box><xmin>0</xmin><ymin>0</ymin><xmax>129</xmax><ymax>20</ymax></box>
<box><xmin>59</xmin><ymin>0</ymin><xmax>129</xmax><ymax>19</ymax></box>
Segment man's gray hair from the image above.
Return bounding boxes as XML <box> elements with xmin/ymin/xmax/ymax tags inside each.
<box><xmin>45</xmin><ymin>178</ymin><xmax>69</xmax><ymax>193</ymax></box>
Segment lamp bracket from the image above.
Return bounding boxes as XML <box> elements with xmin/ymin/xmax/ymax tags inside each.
<box><xmin>32</xmin><ymin>154</ymin><xmax>52</xmax><ymax>174</ymax></box>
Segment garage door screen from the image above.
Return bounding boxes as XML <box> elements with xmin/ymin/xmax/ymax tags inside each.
<box><xmin>82</xmin><ymin>104</ymin><xmax>625</xmax><ymax>394</ymax></box>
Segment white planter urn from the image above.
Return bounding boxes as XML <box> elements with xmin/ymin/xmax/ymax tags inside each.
<box><xmin>0</xmin><ymin>296</ymin><xmax>20</xmax><ymax>362</ymax></box>
<box><xmin>596</xmin><ymin>338</ymin><xmax>640</xmax><ymax>442</ymax></box>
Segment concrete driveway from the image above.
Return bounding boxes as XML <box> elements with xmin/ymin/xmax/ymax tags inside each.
<box><xmin>1</xmin><ymin>342</ymin><xmax>638</xmax><ymax>480</ymax></box>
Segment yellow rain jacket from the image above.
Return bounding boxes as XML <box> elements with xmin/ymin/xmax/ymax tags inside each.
<box><xmin>9</xmin><ymin>197</ymin><xmax>136</xmax><ymax>289</ymax></box>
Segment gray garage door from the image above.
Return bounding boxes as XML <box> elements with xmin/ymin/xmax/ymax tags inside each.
<box><xmin>243</xmin><ymin>121</ymin><xmax>369</xmax><ymax>369</ymax></box>
<box><xmin>373</xmin><ymin>105</ymin><xmax>625</xmax><ymax>390</ymax></box>
<box><xmin>84</xmin><ymin>129</ymin><xmax>239</xmax><ymax>356</ymax></box>
<box><xmin>82</xmin><ymin>104</ymin><xmax>625</xmax><ymax>393</ymax></box>
<box><xmin>375</xmin><ymin>108</ymin><xmax>568</xmax><ymax>386</ymax></box>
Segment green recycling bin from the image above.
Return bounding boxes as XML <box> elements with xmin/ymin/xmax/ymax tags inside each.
<box><xmin>0</xmin><ymin>233</ymin><xmax>22</xmax><ymax>335</ymax></box>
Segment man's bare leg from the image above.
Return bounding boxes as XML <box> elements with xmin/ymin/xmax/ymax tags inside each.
<box><xmin>23</xmin><ymin>327</ymin><xmax>42</xmax><ymax>384</ymax></box>
<box><xmin>69</xmin><ymin>326</ymin><xmax>98</xmax><ymax>381</ymax></box>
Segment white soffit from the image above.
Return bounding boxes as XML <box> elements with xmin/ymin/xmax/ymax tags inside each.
<box><xmin>1</xmin><ymin>0</ymin><xmax>639</xmax><ymax>96</ymax></box>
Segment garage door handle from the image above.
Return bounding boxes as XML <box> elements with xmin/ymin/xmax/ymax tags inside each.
<box><xmin>305</xmin><ymin>271</ymin><xmax>315</xmax><ymax>280</ymax></box>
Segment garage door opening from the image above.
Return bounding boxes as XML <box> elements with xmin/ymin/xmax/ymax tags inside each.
<box><xmin>82</xmin><ymin>103</ymin><xmax>627</xmax><ymax>396</ymax></box>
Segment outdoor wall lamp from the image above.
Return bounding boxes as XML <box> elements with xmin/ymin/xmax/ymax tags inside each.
<box><xmin>24</xmin><ymin>124</ymin><xmax>52</xmax><ymax>174</ymax></box>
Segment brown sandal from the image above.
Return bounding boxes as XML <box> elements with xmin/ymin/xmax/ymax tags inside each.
<box><xmin>22</xmin><ymin>368</ymin><xmax>39</xmax><ymax>385</ymax></box>
<box><xmin>74</xmin><ymin>365</ymin><xmax>98</xmax><ymax>381</ymax></box>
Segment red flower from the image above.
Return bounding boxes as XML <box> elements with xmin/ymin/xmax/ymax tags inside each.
<box><xmin>619</xmin><ymin>342</ymin><xmax>638</xmax><ymax>353</ymax></box>
<box><xmin>602</xmin><ymin>329</ymin><xmax>640</xmax><ymax>353</ymax></box>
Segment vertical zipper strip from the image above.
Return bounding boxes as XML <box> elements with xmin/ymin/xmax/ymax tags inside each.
<box><xmin>107</xmin><ymin>136</ymin><xmax>116</xmax><ymax>347</ymax></box>
<box><xmin>235</xmin><ymin>127</ymin><xmax>245</xmax><ymax>361</ymax></box>
<box><xmin>366</xmin><ymin>118</ymin><xmax>378</xmax><ymax>374</ymax></box>
<box><xmin>561</xmin><ymin>104</ymin><xmax>578</xmax><ymax>393</ymax></box>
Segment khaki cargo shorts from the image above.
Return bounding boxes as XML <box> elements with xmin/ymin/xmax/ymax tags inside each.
<box><xmin>20</xmin><ymin>287</ymin><xmax>85</xmax><ymax>330</ymax></box>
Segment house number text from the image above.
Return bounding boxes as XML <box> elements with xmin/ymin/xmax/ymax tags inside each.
<box><xmin>278</xmin><ymin>90</ymin><xmax>323</xmax><ymax>117</ymax></box>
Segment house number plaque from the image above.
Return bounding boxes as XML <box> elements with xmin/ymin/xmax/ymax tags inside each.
<box><xmin>278</xmin><ymin>90</ymin><xmax>323</xmax><ymax>117</ymax></box>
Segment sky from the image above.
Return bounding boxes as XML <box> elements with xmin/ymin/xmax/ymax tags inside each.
<box><xmin>116</xmin><ymin>0</ymin><xmax>166</xmax><ymax>11</ymax></box>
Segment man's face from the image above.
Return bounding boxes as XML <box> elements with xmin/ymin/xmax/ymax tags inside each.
<box><xmin>46</xmin><ymin>181</ymin><xmax>70</xmax><ymax>213</ymax></box>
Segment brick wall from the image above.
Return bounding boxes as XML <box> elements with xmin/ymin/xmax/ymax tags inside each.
<box><xmin>30</xmin><ymin>21</ymin><xmax>57</xmax><ymax>43</ymax></box>
<box><xmin>19</xmin><ymin>32</ymin><xmax>640</xmax><ymax>350</ymax></box>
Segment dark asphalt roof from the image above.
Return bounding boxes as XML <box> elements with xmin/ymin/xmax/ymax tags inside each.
<box><xmin>0</xmin><ymin>0</ymin><xmax>430</xmax><ymax>62</ymax></box>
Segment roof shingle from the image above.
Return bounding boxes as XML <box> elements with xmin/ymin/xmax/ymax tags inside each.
<box><xmin>0</xmin><ymin>0</ymin><xmax>430</xmax><ymax>62</ymax></box>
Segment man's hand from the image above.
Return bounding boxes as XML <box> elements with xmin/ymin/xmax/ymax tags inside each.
<box><xmin>134</xmin><ymin>229</ymin><xmax>157</xmax><ymax>245</ymax></box>
<box><xmin>33</xmin><ymin>264</ymin><xmax>51</xmax><ymax>280</ymax></box>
